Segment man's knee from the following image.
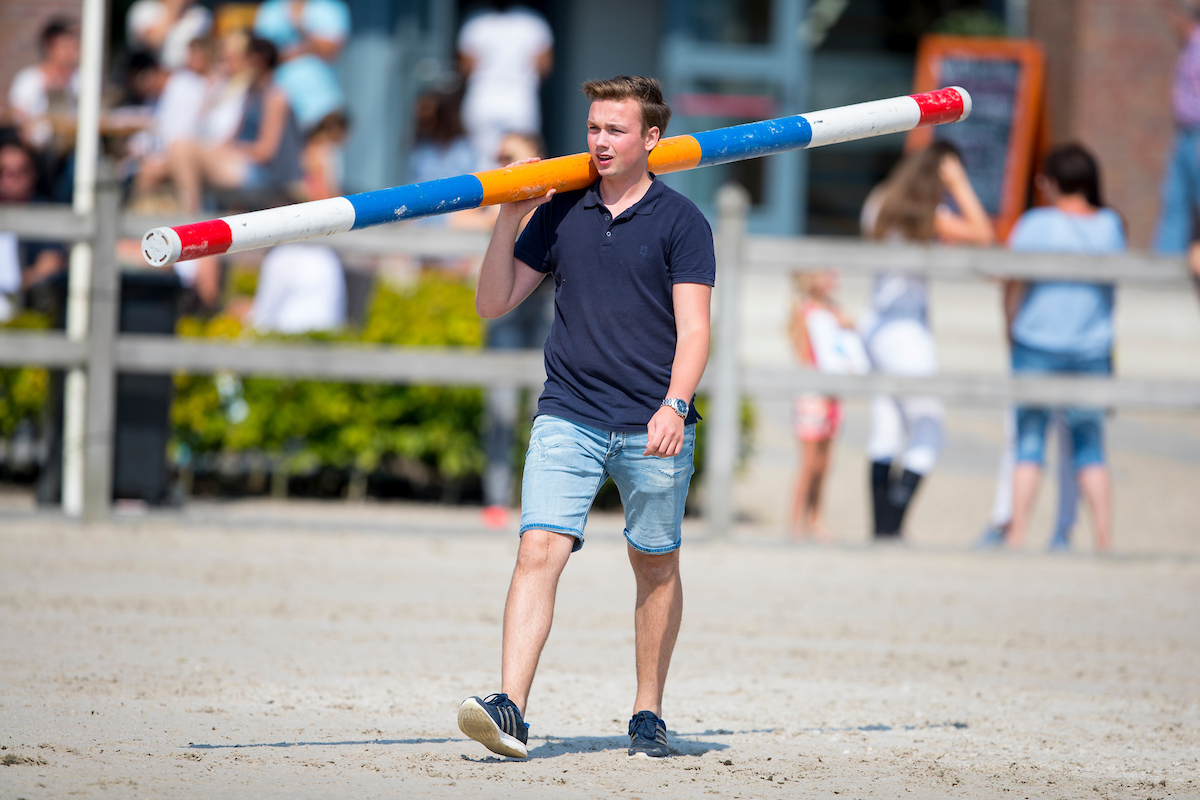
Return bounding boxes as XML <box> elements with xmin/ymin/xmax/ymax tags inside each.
<box><xmin>628</xmin><ymin>547</ymin><xmax>680</xmax><ymax>585</ymax></box>
<box><xmin>514</xmin><ymin>529</ymin><xmax>575</xmax><ymax>575</ymax></box>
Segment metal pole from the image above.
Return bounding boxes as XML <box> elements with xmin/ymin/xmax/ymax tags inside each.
<box><xmin>81</xmin><ymin>160</ymin><xmax>119</xmax><ymax>520</ymax></box>
<box><xmin>62</xmin><ymin>0</ymin><xmax>109</xmax><ymax>517</ymax></box>
<box><xmin>707</xmin><ymin>183</ymin><xmax>749</xmax><ymax>537</ymax></box>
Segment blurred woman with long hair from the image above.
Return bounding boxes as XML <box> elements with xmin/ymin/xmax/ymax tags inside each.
<box><xmin>860</xmin><ymin>142</ymin><xmax>993</xmax><ymax>539</ymax></box>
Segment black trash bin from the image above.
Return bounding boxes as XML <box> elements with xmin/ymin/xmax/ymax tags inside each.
<box><xmin>37</xmin><ymin>270</ymin><xmax>183</xmax><ymax>506</ymax></box>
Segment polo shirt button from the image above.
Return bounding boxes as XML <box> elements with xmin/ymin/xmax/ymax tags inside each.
<box><xmin>605</xmin><ymin>231</ymin><xmax>611</xmax><ymax>237</ymax></box>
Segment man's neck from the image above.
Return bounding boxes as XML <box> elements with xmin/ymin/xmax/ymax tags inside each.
<box><xmin>598</xmin><ymin>168</ymin><xmax>653</xmax><ymax>216</ymax></box>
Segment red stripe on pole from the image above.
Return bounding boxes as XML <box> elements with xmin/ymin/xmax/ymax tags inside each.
<box><xmin>911</xmin><ymin>87</ymin><xmax>965</xmax><ymax>127</ymax></box>
<box><xmin>177</xmin><ymin>220</ymin><xmax>233</xmax><ymax>261</ymax></box>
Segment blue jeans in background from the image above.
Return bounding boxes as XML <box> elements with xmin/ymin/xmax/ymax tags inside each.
<box><xmin>1154</xmin><ymin>127</ymin><xmax>1200</xmax><ymax>254</ymax></box>
<box><xmin>1012</xmin><ymin>342</ymin><xmax>1111</xmax><ymax>470</ymax></box>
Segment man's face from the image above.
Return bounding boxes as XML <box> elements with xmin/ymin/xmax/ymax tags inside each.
<box><xmin>0</xmin><ymin>146</ymin><xmax>37</xmax><ymax>203</ymax></box>
<box><xmin>587</xmin><ymin>99</ymin><xmax>659</xmax><ymax>182</ymax></box>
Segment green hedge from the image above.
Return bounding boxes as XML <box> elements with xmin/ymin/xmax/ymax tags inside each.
<box><xmin>172</xmin><ymin>275</ymin><xmax>487</xmax><ymax>484</ymax></box>
<box><xmin>0</xmin><ymin>311</ymin><xmax>51</xmax><ymax>439</ymax></box>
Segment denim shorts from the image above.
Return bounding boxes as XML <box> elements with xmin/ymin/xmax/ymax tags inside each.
<box><xmin>1012</xmin><ymin>342</ymin><xmax>1110</xmax><ymax>469</ymax></box>
<box><xmin>519</xmin><ymin>415</ymin><xmax>696</xmax><ymax>554</ymax></box>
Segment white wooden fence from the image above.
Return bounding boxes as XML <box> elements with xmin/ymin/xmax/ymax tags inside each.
<box><xmin>1</xmin><ymin>180</ymin><xmax>1197</xmax><ymax>530</ymax></box>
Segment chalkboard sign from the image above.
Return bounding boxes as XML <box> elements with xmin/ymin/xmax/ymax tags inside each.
<box><xmin>907</xmin><ymin>36</ymin><xmax>1045</xmax><ymax>240</ymax></box>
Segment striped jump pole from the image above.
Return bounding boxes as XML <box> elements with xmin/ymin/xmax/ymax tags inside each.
<box><xmin>141</xmin><ymin>86</ymin><xmax>971</xmax><ymax>267</ymax></box>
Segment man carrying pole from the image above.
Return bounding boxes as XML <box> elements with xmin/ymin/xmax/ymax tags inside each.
<box><xmin>457</xmin><ymin>75</ymin><xmax>715</xmax><ymax>761</ymax></box>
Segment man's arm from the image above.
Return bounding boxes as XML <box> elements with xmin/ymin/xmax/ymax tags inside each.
<box><xmin>644</xmin><ymin>282</ymin><xmax>712</xmax><ymax>457</ymax></box>
<box><xmin>475</xmin><ymin>187</ymin><xmax>554</xmax><ymax>319</ymax></box>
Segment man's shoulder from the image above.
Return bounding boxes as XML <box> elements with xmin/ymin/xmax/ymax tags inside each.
<box><xmin>649</xmin><ymin>183</ymin><xmax>712</xmax><ymax>242</ymax></box>
<box><xmin>652</xmin><ymin>181</ymin><xmax>705</xmax><ymax>217</ymax></box>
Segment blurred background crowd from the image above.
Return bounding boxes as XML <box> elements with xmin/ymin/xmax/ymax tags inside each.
<box><xmin>0</xmin><ymin>0</ymin><xmax>1197</xmax><ymax>550</ymax></box>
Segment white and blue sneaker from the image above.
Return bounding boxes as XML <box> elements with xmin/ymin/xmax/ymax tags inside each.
<box><xmin>458</xmin><ymin>693</ymin><xmax>529</xmax><ymax>759</ymax></box>
<box><xmin>627</xmin><ymin>710</ymin><xmax>669</xmax><ymax>759</ymax></box>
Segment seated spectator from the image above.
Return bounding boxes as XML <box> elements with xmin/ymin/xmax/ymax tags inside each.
<box><xmin>130</xmin><ymin>36</ymin><xmax>218</xmax><ymax>207</ymax></box>
<box><xmin>1003</xmin><ymin>144</ymin><xmax>1123</xmax><ymax>553</ymax></box>
<box><xmin>253</xmin><ymin>0</ymin><xmax>349</xmax><ymax>132</ymax></box>
<box><xmin>7</xmin><ymin>18</ymin><xmax>80</xmax><ymax>152</ymax></box>
<box><xmin>126</xmin><ymin>0</ymin><xmax>212</xmax><ymax>72</ymax></box>
<box><xmin>0</xmin><ymin>232</ymin><xmax>18</xmax><ymax>322</ymax></box>
<box><xmin>248</xmin><ymin>243</ymin><xmax>346</xmax><ymax>334</ymax></box>
<box><xmin>0</xmin><ymin>136</ymin><xmax>66</xmax><ymax>292</ymax></box>
<box><xmin>166</xmin><ymin>37</ymin><xmax>303</xmax><ymax>212</ymax></box>
<box><xmin>409</xmin><ymin>89</ymin><xmax>476</xmax><ymax>184</ymax></box>
<box><xmin>300</xmin><ymin>110</ymin><xmax>349</xmax><ymax>200</ymax></box>
<box><xmin>200</xmin><ymin>30</ymin><xmax>255</xmax><ymax>147</ymax></box>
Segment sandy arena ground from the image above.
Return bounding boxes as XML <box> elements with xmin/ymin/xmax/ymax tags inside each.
<box><xmin>1</xmin><ymin>498</ymin><xmax>1198</xmax><ymax>800</ymax></box>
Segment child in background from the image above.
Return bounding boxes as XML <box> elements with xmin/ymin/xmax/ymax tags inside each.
<box><xmin>787</xmin><ymin>269</ymin><xmax>868</xmax><ymax>541</ymax></box>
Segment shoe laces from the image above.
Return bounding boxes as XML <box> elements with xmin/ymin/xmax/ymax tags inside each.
<box><xmin>628</xmin><ymin>710</ymin><xmax>662</xmax><ymax>739</ymax></box>
<box><xmin>483</xmin><ymin>692</ymin><xmax>514</xmax><ymax>709</ymax></box>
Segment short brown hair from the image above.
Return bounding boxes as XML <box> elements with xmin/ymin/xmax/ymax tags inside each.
<box><xmin>582</xmin><ymin>75</ymin><xmax>671</xmax><ymax>136</ymax></box>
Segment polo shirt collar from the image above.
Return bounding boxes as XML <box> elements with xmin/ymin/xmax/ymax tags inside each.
<box><xmin>582</xmin><ymin>174</ymin><xmax>664</xmax><ymax>217</ymax></box>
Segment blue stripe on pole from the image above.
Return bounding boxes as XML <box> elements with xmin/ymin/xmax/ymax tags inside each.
<box><xmin>692</xmin><ymin>115</ymin><xmax>814</xmax><ymax>168</ymax></box>
<box><xmin>346</xmin><ymin>174</ymin><xmax>486</xmax><ymax>229</ymax></box>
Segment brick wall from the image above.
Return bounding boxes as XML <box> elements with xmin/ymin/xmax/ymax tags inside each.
<box><xmin>1031</xmin><ymin>0</ymin><xmax>1177</xmax><ymax>248</ymax></box>
<box><xmin>0</xmin><ymin>0</ymin><xmax>86</xmax><ymax>122</ymax></box>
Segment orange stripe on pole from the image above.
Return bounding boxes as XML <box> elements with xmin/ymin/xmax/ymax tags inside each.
<box><xmin>475</xmin><ymin>135</ymin><xmax>704</xmax><ymax>205</ymax></box>
<box><xmin>477</xmin><ymin>153</ymin><xmax>597</xmax><ymax>205</ymax></box>
<box><xmin>648</xmin><ymin>135</ymin><xmax>703</xmax><ymax>174</ymax></box>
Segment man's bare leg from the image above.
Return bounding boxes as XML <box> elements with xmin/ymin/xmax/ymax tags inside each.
<box><xmin>628</xmin><ymin>546</ymin><xmax>682</xmax><ymax>717</ymax></box>
<box><xmin>500</xmin><ymin>528</ymin><xmax>575</xmax><ymax>714</ymax></box>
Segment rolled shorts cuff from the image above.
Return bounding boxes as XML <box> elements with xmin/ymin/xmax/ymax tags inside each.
<box><xmin>518</xmin><ymin>523</ymin><xmax>584</xmax><ymax>552</ymax></box>
<box><xmin>623</xmin><ymin>528</ymin><xmax>681</xmax><ymax>555</ymax></box>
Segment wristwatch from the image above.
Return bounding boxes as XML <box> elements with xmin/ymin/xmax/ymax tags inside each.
<box><xmin>661</xmin><ymin>398</ymin><xmax>689</xmax><ymax>418</ymax></box>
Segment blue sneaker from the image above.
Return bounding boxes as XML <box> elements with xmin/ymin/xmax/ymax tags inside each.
<box><xmin>627</xmin><ymin>710</ymin><xmax>669</xmax><ymax>759</ymax></box>
<box><xmin>457</xmin><ymin>693</ymin><xmax>529</xmax><ymax>759</ymax></box>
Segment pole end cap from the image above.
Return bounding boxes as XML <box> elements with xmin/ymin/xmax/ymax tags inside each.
<box><xmin>142</xmin><ymin>227</ymin><xmax>182</xmax><ymax>267</ymax></box>
<box><xmin>948</xmin><ymin>86</ymin><xmax>973</xmax><ymax>122</ymax></box>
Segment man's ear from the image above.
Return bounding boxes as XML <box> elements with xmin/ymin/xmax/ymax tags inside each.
<box><xmin>644</xmin><ymin>126</ymin><xmax>661</xmax><ymax>151</ymax></box>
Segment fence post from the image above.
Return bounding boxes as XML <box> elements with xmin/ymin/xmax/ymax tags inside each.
<box><xmin>706</xmin><ymin>183</ymin><xmax>749</xmax><ymax>537</ymax></box>
<box><xmin>61</xmin><ymin>0</ymin><xmax>108</xmax><ymax>517</ymax></box>
<box><xmin>80</xmin><ymin>160</ymin><xmax>120</xmax><ymax>521</ymax></box>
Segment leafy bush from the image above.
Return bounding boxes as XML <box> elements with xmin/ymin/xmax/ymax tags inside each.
<box><xmin>172</xmin><ymin>275</ymin><xmax>486</xmax><ymax>489</ymax></box>
<box><xmin>0</xmin><ymin>311</ymin><xmax>51</xmax><ymax>439</ymax></box>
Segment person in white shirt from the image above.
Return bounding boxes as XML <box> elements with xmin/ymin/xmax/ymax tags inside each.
<box><xmin>249</xmin><ymin>243</ymin><xmax>346</xmax><ymax>334</ymax></box>
<box><xmin>131</xmin><ymin>37</ymin><xmax>217</xmax><ymax>201</ymax></box>
<box><xmin>126</xmin><ymin>0</ymin><xmax>212</xmax><ymax>72</ymax></box>
<box><xmin>457</xmin><ymin>2</ymin><xmax>554</xmax><ymax>170</ymax></box>
<box><xmin>7</xmin><ymin>19</ymin><xmax>80</xmax><ymax>151</ymax></box>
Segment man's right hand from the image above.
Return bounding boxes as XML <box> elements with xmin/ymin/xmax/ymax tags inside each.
<box><xmin>497</xmin><ymin>158</ymin><xmax>556</xmax><ymax>222</ymax></box>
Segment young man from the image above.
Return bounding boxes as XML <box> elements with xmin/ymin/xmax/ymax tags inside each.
<box><xmin>458</xmin><ymin>75</ymin><xmax>715</xmax><ymax>760</ymax></box>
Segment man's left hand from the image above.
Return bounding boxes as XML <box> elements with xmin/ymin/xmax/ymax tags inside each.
<box><xmin>644</xmin><ymin>406</ymin><xmax>685</xmax><ymax>457</ymax></box>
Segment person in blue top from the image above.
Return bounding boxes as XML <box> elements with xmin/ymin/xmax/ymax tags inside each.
<box><xmin>1003</xmin><ymin>144</ymin><xmax>1124</xmax><ymax>553</ymax></box>
<box><xmin>253</xmin><ymin>0</ymin><xmax>349</xmax><ymax>131</ymax></box>
<box><xmin>456</xmin><ymin>76</ymin><xmax>715</xmax><ymax>761</ymax></box>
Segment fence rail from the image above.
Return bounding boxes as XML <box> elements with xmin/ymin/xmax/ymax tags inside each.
<box><xmin>1</xmin><ymin>190</ymin><xmax>1198</xmax><ymax>527</ymax></box>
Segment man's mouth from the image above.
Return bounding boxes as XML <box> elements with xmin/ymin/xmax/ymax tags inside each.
<box><xmin>596</xmin><ymin>153</ymin><xmax>613</xmax><ymax>164</ymax></box>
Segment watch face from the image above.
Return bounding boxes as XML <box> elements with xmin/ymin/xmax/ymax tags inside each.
<box><xmin>666</xmin><ymin>399</ymin><xmax>688</xmax><ymax>417</ymax></box>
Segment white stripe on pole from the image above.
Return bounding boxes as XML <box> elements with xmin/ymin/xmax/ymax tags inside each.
<box><xmin>224</xmin><ymin>197</ymin><xmax>357</xmax><ymax>251</ymax></box>
<box><xmin>806</xmin><ymin>96</ymin><xmax>923</xmax><ymax>149</ymax></box>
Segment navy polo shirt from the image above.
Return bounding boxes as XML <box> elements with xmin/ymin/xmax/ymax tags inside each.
<box><xmin>513</xmin><ymin>176</ymin><xmax>716</xmax><ymax>432</ymax></box>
